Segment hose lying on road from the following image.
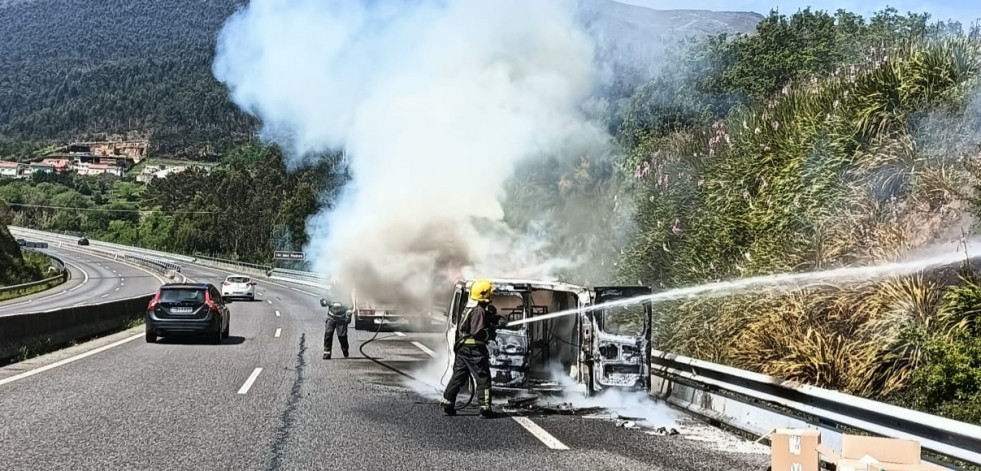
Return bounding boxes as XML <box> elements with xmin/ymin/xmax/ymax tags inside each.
<box><xmin>357</xmin><ymin>320</ymin><xmax>476</xmax><ymax>410</ymax></box>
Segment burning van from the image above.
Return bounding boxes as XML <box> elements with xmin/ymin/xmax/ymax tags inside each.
<box><xmin>444</xmin><ymin>278</ymin><xmax>652</xmax><ymax>395</ymax></box>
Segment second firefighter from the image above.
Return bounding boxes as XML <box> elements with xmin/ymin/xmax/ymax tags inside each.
<box><xmin>321</xmin><ymin>299</ymin><xmax>352</xmax><ymax>359</ymax></box>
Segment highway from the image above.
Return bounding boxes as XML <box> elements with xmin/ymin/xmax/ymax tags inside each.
<box><xmin>0</xmin><ymin>245</ymin><xmax>164</xmax><ymax>316</ymax></box>
<box><xmin>0</xmin><ymin>256</ymin><xmax>770</xmax><ymax>470</ymax></box>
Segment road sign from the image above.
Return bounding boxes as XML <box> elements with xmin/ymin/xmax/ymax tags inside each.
<box><xmin>274</xmin><ymin>251</ymin><xmax>305</xmax><ymax>261</ymax></box>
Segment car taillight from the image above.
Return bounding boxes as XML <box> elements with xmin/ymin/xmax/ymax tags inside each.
<box><xmin>223</xmin><ymin>281</ymin><xmax>230</xmax><ymax>286</ymax></box>
<box><xmin>147</xmin><ymin>292</ymin><xmax>160</xmax><ymax>310</ymax></box>
<box><xmin>204</xmin><ymin>291</ymin><xmax>218</xmax><ymax>311</ymax></box>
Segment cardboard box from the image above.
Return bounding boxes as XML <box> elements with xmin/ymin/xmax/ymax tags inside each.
<box><xmin>770</xmin><ymin>428</ymin><xmax>821</xmax><ymax>471</ymax></box>
<box><xmin>842</xmin><ymin>435</ymin><xmax>921</xmax><ymax>465</ymax></box>
<box><xmin>816</xmin><ymin>434</ymin><xmax>931</xmax><ymax>471</ymax></box>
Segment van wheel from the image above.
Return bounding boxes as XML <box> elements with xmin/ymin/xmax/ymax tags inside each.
<box><xmin>146</xmin><ymin>328</ymin><xmax>157</xmax><ymax>343</ymax></box>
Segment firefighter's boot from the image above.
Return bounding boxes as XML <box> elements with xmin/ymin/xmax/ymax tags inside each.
<box><xmin>439</xmin><ymin>398</ymin><xmax>456</xmax><ymax>416</ymax></box>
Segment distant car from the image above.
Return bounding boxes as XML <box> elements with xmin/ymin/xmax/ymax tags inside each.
<box><xmin>77</xmin><ymin>237</ymin><xmax>89</xmax><ymax>245</ymax></box>
<box><xmin>221</xmin><ymin>274</ymin><xmax>256</xmax><ymax>301</ymax></box>
<box><xmin>145</xmin><ymin>283</ymin><xmax>230</xmax><ymax>344</ymax></box>
<box><xmin>16</xmin><ymin>238</ymin><xmax>25</xmax><ymax>246</ymax></box>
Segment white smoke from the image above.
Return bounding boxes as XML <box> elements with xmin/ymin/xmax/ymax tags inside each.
<box><xmin>213</xmin><ymin>0</ymin><xmax>605</xmax><ymax>308</ymax></box>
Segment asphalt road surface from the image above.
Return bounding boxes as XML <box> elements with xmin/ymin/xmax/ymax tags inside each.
<box><xmin>0</xmin><ymin>260</ymin><xmax>770</xmax><ymax>470</ymax></box>
<box><xmin>0</xmin><ymin>245</ymin><xmax>164</xmax><ymax>316</ymax></box>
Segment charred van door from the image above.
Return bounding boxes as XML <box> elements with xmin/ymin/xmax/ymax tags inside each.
<box><xmin>586</xmin><ymin>286</ymin><xmax>652</xmax><ymax>394</ymax></box>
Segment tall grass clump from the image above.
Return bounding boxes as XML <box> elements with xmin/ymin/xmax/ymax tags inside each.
<box><xmin>625</xmin><ymin>36</ymin><xmax>981</xmax><ymax>406</ymax></box>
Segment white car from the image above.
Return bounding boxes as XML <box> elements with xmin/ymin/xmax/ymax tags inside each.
<box><xmin>221</xmin><ymin>275</ymin><xmax>256</xmax><ymax>301</ymax></box>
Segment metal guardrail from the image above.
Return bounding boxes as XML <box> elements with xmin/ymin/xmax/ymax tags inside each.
<box><xmin>0</xmin><ymin>251</ymin><xmax>69</xmax><ymax>298</ymax></box>
<box><xmin>650</xmin><ymin>350</ymin><xmax>981</xmax><ymax>468</ymax></box>
<box><xmin>193</xmin><ymin>253</ymin><xmax>272</xmax><ymax>272</ymax></box>
<box><xmin>268</xmin><ymin>268</ymin><xmax>330</xmax><ymax>280</ymax></box>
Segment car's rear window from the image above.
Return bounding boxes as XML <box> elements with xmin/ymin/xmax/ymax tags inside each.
<box><xmin>159</xmin><ymin>288</ymin><xmax>207</xmax><ymax>303</ymax></box>
<box><xmin>228</xmin><ymin>276</ymin><xmax>250</xmax><ymax>283</ymax></box>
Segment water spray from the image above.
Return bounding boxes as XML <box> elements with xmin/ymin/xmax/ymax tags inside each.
<box><xmin>507</xmin><ymin>241</ymin><xmax>977</xmax><ymax>327</ymax></box>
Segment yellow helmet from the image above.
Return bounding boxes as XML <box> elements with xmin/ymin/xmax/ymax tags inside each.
<box><xmin>469</xmin><ymin>279</ymin><xmax>495</xmax><ymax>302</ymax></box>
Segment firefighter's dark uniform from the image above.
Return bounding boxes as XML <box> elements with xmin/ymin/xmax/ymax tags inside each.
<box><xmin>323</xmin><ymin>303</ymin><xmax>351</xmax><ymax>359</ymax></box>
<box><xmin>440</xmin><ymin>301</ymin><xmax>501</xmax><ymax>418</ymax></box>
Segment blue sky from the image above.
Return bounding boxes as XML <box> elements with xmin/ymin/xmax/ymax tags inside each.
<box><xmin>617</xmin><ymin>0</ymin><xmax>981</xmax><ymax>24</ymax></box>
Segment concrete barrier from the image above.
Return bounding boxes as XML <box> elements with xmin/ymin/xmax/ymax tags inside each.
<box><xmin>0</xmin><ymin>295</ymin><xmax>153</xmax><ymax>362</ymax></box>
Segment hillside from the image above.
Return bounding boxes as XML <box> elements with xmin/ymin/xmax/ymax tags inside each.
<box><xmin>0</xmin><ymin>223</ymin><xmax>40</xmax><ymax>285</ymax></box>
<box><xmin>0</xmin><ymin>0</ymin><xmax>760</xmax><ymax>160</ymax></box>
<box><xmin>0</xmin><ymin>0</ymin><xmax>253</xmax><ymax>159</ymax></box>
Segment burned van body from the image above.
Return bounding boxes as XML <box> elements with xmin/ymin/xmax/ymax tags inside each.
<box><xmin>445</xmin><ymin>279</ymin><xmax>652</xmax><ymax>395</ymax></box>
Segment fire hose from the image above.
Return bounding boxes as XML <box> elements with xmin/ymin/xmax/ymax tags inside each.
<box><xmin>357</xmin><ymin>314</ymin><xmax>476</xmax><ymax>410</ymax></box>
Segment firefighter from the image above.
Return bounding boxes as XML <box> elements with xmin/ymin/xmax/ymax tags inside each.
<box><xmin>322</xmin><ymin>299</ymin><xmax>352</xmax><ymax>359</ymax></box>
<box><xmin>440</xmin><ymin>279</ymin><xmax>504</xmax><ymax>418</ymax></box>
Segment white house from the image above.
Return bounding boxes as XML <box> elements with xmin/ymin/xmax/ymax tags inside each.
<box><xmin>0</xmin><ymin>161</ymin><xmax>26</xmax><ymax>178</ymax></box>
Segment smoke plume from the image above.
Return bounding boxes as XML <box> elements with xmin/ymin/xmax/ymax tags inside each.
<box><xmin>213</xmin><ymin>0</ymin><xmax>606</xmax><ymax>308</ymax></box>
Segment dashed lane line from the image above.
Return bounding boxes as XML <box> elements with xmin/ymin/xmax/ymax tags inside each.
<box><xmin>394</xmin><ymin>331</ymin><xmax>407</xmax><ymax>337</ymax></box>
<box><xmin>275</xmin><ymin>310</ymin><xmax>281</xmax><ymax>317</ymax></box>
<box><xmin>274</xmin><ymin>328</ymin><xmax>282</xmax><ymax>338</ymax></box>
<box><xmin>410</xmin><ymin>341</ymin><xmax>437</xmax><ymax>358</ymax></box>
<box><xmin>237</xmin><ymin>368</ymin><xmax>263</xmax><ymax>395</ymax></box>
<box><xmin>511</xmin><ymin>417</ymin><xmax>570</xmax><ymax>450</ymax></box>
<box><xmin>0</xmin><ymin>333</ymin><xmax>143</xmax><ymax>386</ymax></box>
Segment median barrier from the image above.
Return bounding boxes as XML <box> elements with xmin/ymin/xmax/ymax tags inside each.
<box><xmin>0</xmin><ymin>295</ymin><xmax>153</xmax><ymax>362</ymax></box>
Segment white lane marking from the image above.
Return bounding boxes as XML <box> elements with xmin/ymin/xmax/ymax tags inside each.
<box><xmin>100</xmin><ymin>293</ymin><xmax>109</xmax><ymax>298</ymax></box>
<box><xmin>394</xmin><ymin>331</ymin><xmax>406</xmax><ymax>337</ymax></box>
<box><xmin>237</xmin><ymin>368</ymin><xmax>263</xmax><ymax>395</ymax></box>
<box><xmin>511</xmin><ymin>417</ymin><xmax>570</xmax><ymax>450</ymax></box>
<box><xmin>267</xmin><ymin>300</ymin><xmax>272</xmax><ymax>304</ymax></box>
<box><xmin>0</xmin><ymin>333</ymin><xmax>142</xmax><ymax>386</ymax></box>
<box><xmin>274</xmin><ymin>328</ymin><xmax>282</xmax><ymax>338</ymax></box>
<box><xmin>120</xmin><ymin>282</ymin><xmax>125</xmax><ymax>286</ymax></box>
<box><xmin>410</xmin><ymin>341</ymin><xmax>437</xmax><ymax>358</ymax></box>
<box><xmin>115</xmin><ymin>287</ymin><xmax>120</xmax><ymax>291</ymax></box>
<box><xmin>120</xmin><ymin>278</ymin><xmax>125</xmax><ymax>283</ymax></box>
<box><xmin>288</xmin><ymin>287</ymin><xmax>320</xmax><ymax>297</ymax></box>
<box><xmin>275</xmin><ymin>310</ymin><xmax>281</xmax><ymax>317</ymax></box>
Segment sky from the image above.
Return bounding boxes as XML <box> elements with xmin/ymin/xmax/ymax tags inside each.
<box><xmin>616</xmin><ymin>0</ymin><xmax>981</xmax><ymax>24</ymax></box>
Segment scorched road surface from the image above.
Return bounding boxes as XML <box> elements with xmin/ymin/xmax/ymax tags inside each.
<box><xmin>0</xmin><ymin>262</ymin><xmax>769</xmax><ymax>470</ymax></box>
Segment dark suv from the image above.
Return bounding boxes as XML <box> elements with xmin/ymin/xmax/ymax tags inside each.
<box><xmin>145</xmin><ymin>283</ymin><xmax>230</xmax><ymax>344</ymax></box>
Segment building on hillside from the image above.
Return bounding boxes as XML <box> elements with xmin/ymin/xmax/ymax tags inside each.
<box><xmin>136</xmin><ymin>163</ymin><xmax>207</xmax><ymax>183</ymax></box>
<box><xmin>74</xmin><ymin>160</ymin><xmax>124</xmax><ymax>177</ymax></box>
<box><xmin>29</xmin><ymin>163</ymin><xmax>55</xmax><ymax>175</ymax></box>
<box><xmin>39</xmin><ymin>158</ymin><xmax>72</xmax><ymax>173</ymax></box>
<box><xmin>65</xmin><ymin>140</ymin><xmax>148</xmax><ymax>163</ymax></box>
<box><xmin>0</xmin><ymin>161</ymin><xmax>27</xmax><ymax>178</ymax></box>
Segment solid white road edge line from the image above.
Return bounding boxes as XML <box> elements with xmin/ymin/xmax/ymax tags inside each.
<box><xmin>2</xmin><ymin>259</ymin><xmax>91</xmax><ymax>309</ymax></box>
<box><xmin>410</xmin><ymin>341</ymin><xmax>437</xmax><ymax>358</ymax></box>
<box><xmin>510</xmin><ymin>417</ymin><xmax>570</xmax><ymax>450</ymax></box>
<box><xmin>237</xmin><ymin>368</ymin><xmax>263</xmax><ymax>394</ymax></box>
<box><xmin>274</xmin><ymin>328</ymin><xmax>282</xmax><ymax>338</ymax></box>
<box><xmin>0</xmin><ymin>333</ymin><xmax>142</xmax><ymax>386</ymax></box>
